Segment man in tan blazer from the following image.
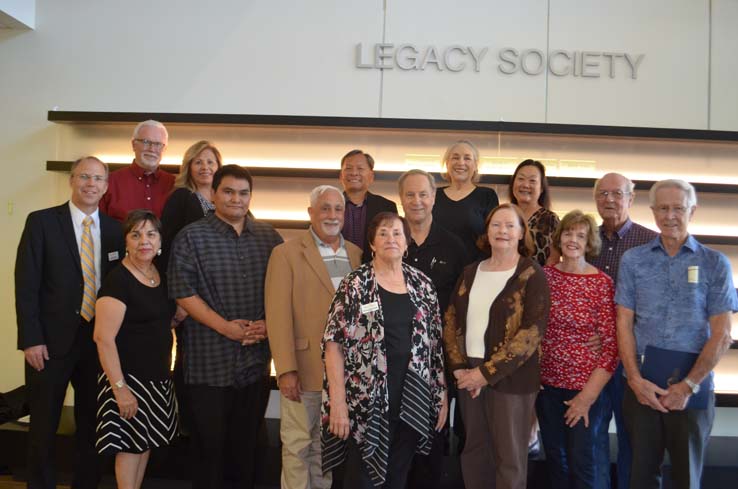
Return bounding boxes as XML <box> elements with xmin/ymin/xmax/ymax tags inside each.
<box><xmin>266</xmin><ymin>185</ymin><xmax>362</xmax><ymax>489</ymax></box>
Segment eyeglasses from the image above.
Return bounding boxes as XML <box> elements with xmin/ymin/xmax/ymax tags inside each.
<box><xmin>134</xmin><ymin>138</ymin><xmax>166</xmax><ymax>150</ymax></box>
<box><xmin>595</xmin><ymin>190</ymin><xmax>631</xmax><ymax>201</ymax></box>
<box><xmin>75</xmin><ymin>173</ymin><xmax>107</xmax><ymax>183</ymax></box>
<box><xmin>653</xmin><ymin>205</ymin><xmax>689</xmax><ymax>216</ymax></box>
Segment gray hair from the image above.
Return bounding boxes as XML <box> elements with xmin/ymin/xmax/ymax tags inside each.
<box><xmin>593</xmin><ymin>172</ymin><xmax>635</xmax><ymax>197</ymax></box>
<box><xmin>70</xmin><ymin>156</ymin><xmax>109</xmax><ymax>178</ymax></box>
<box><xmin>398</xmin><ymin>169</ymin><xmax>436</xmax><ymax>195</ymax></box>
<box><xmin>649</xmin><ymin>179</ymin><xmax>697</xmax><ymax>208</ymax></box>
<box><xmin>309</xmin><ymin>185</ymin><xmax>344</xmax><ymax>208</ymax></box>
<box><xmin>132</xmin><ymin>120</ymin><xmax>168</xmax><ymax>140</ymax></box>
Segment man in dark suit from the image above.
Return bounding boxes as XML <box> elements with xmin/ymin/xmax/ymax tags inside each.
<box><xmin>15</xmin><ymin>156</ymin><xmax>125</xmax><ymax>489</ymax></box>
<box><xmin>339</xmin><ymin>149</ymin><xmax>398</xmax><ymax>262</ymax></box>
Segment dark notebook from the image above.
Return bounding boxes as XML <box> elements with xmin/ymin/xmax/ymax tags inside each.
<box><xmin>641</xmin><ymin>345</ymin><xmax>710</xmax><ymax>409</ymax></box>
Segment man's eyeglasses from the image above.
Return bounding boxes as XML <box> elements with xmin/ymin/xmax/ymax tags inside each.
<box><xmin>134</xmin><ymin>138</ymin><xmax>166</xmax><ymax>150</ymax></box>
<box><xmin>74</xmin><ymin>173</ymin><xmax>107</xmax><ymax>183</ymax></box>
<box><xmin>653</xmin><ymin>205</ymin><xmax>689</xmax><ymax>216</ymax></box>
<box><xmin>595</xmin><ymin>190</ymin><xmax>631</xmax><ymax>201</ymax></box>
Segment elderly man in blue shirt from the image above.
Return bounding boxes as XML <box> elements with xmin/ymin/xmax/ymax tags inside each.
<box><xmin>616</xmin><ymin>179</ymin><xmax>738</xmax><ymax>489</ymax></box>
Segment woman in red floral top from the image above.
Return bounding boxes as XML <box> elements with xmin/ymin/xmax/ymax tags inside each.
<box><xmin>538</xmin><ymin>210</ymin><xmax>619</xmax><ymax>489</ymax></box>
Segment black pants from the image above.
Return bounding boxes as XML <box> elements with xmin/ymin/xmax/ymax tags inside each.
<box><xmin>623</xmin><ymin>384</ymin><xmax>715</xmax><ymax>489</ymax></box>
<box><xmin>187</xmin><ymin>379</ymin><xmax>266</xmax><ymax>489</ymax></box>
<box><xmin>25</xmin><ymin>322</ymin><xmax>102</xmax><ymax>489</ymax></box>
<box><xmin>344</xmin><ymin>420</ymin><xmax>420</xmax><ymax>489</ymax></box>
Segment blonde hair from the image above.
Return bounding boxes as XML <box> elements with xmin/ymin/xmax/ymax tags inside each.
<box><xmin>440</xmin><ymin>140</ymin><xmax>480</xmax><ymax>183</ymax></box>
<box><xmin>175</xmin><ymin>140</ymin><xmax>223</xmax><ymax>191</ymax></box>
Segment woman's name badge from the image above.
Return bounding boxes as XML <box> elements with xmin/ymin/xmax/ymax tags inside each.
<box><xmin>687</xmin><ymin>266</ymin><xmax>699</xmax><ymax>283</ymax></box>
<box><xmin>360</xmin><ymin>302</ymin><xmax>379</xmax><ymax>314</ymax></box>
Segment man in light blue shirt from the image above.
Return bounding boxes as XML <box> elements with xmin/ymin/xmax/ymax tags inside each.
<box><xmin>615</xmin><ymin>179</ymin><xmax>738</xmax><ymax>489</ymax></box>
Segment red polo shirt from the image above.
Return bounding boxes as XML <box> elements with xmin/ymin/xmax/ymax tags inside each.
<box><xmin>100</xmin><ymin>161</ymin><xmax>175</xmax><ymax>222</ymax></box>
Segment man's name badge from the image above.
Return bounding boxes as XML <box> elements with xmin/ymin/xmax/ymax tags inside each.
<box><xmin>108</xmin><ymin>251</ymin><xmax>120</xmax><ymax>261</ymax></box>
<box><xmin>360</xmin><ymin>302</ymin><xmax>379</xmax><ymax>314</ymax></box>
<box><xmin>687</xmin><ymin>266</ymin><xmax>699</xmax><ymax>283</ymax></box>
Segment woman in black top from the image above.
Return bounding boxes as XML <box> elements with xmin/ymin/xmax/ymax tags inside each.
<box><xmin>433</xmin><ymin>140</ymin><xmax>499</xmax><ymax>261</ymax></box>
<box><xmin>160</xmin><ymin>140</ymin><xmax>222</xmax><ymax>269</ymax></box>
<box><xmin>93</xmin><ymin>210</ymin><xmax>177</xmax><ymax>489</ymax></box>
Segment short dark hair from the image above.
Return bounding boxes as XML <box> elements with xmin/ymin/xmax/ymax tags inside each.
<box><xmin>366</xmin><ymin>212</ymin><xmax>411</xmax><ymax>250</ymax></box>
<box><xmin>212</xmin><ymin>164</ymin><xmax>253</xmax><ymax>192</ymax></box>
<box><xmin>123</xmin><ymin>209</ymin><xmax>162</xmax><ymax>236</ymax></box>
<box><xmin>476</xmin><ymin>203</ymin><xmax>534</xmax><ymax>257</ymax></box>
<box><xmin>509</xmin><ymin>159</ymin><xmax>552</xmax><ymax>209</ymax></box>
<box><xmin>340</xmin><ymin>149</ymin><xmax>375</xmax><ymax>170</ymax></box>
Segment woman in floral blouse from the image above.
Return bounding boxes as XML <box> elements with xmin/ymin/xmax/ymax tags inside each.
<box><xmin>321</xmin><ymin>212</ymin><xmax>447</xmax><ymax>489</ymax></box>
<box><xmin>537</xmin><ymin>210</ymin><xmax>618</xmax><ymax>488</ymax></box>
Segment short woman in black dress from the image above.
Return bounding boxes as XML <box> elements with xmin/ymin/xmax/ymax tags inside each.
<box><xmin>94</xmin><ymin>210</ymin><xmax>177</xmax><ymax>489</ymax></box>
<box><xmin>433</xmin><ymin>140</ymin><xmax>499</xmax><ymax>262</ymax></box>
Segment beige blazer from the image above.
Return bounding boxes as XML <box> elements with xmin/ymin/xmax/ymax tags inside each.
<box><xmin>265</xmin><ymin>231</ymin><xmax>362</xmax><ymax>391</ymax></box>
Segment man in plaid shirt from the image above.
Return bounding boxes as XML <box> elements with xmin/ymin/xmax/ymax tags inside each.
<box><xmin>169</xmin><ymin>164</ymin><xmax>283</xmax><ymax>489</ymax></box>
<box><xmin>589</xmin><ymin>172</ymin><xmax>657</xmax><ymax>489</ymax></box>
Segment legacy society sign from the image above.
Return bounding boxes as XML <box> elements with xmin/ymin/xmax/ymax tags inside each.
<box><xmin>355</xmin><ymin>43</ymin><xmax>645</xmax><ymax>79</ymax></box>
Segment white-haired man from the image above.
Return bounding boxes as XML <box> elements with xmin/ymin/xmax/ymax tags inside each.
<box><xmin>616</xmin><ymin>179</ymin><xmax>737</xmax><ymax>488</ymax></box>
<box><xmin>100</xmin><ymin>120</ymin><xmax>174</xmax><ymax>221</ymax></box>
<box><xmin>265</xmin><ymin>185</ymin><xmax>362</xmax><ymax>489</ymax></box>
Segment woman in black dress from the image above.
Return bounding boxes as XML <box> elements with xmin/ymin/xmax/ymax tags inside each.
<box><xmin>160</xmin><ymin>140</ymin><xmax>222</xmax><ymax>268</ymax></box>
<box><xmin>93</xmin><ymin>210</ymin><xmax>177</xmax><ymax>489</ymax></box>
<box><xmin>433</xmin><ymin>140</ymin><xmax>499</xmax><ymax>261</ymax></box>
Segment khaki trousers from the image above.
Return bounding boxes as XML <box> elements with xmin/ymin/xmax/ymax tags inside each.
<box><xmin>280</xmin><ymin>391</ymin><xmax>332</xmax><ymax>489</ymax></box>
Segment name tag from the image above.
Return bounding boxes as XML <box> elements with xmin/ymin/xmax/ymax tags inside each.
<box><xmin>108</xmin><ymin>251</ymin><xmax>120</xmax><ymax>261</ymax></box>
<box><xmin>360</xmin><ymin>302</ymin><xmax>379</xmax><ymax>314</ymax></box>
<box><xmin>687</xmin><ymin>266</ymin><xmax>699</xmax><ymax>284</ymax></box>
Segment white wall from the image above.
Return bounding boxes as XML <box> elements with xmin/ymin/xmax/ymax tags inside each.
<box><xmin>1</xmin><ymin>0</ymin><xmax>738</xmax><ymax>393</ymax></box>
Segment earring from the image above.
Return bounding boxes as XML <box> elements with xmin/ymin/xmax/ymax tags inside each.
<box><xmin>125</xmin><ymin>249</ymin><xmax>129</xmax><ymax>256</ymax></box>
<box><xmin>157</xmin><ymin>248</ymin><xmax>162</xmax><ymax>256</ymax></box>
<box><xmin>371</xmin><ymin>250</ymin><xmax>376</xmax><ymax>259</ymax></box>
<box><xmin>403</xmin><ymin>249</ymin><xmax>408</xmax><ymax>259</ymax></box>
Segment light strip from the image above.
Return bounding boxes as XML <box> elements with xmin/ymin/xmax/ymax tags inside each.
<box><xmin>93</xmin><ymin>154</ymin><xmax>738</xmax><ymax>185</ymax></box>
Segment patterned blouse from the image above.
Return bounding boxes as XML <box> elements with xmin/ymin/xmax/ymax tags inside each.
<box><xmin>541</xmin><ymin>266</ymin><xmax>619</xmax><ymax>390</ymax></box>
<box><xmin>321</xmin><ymin>262</ymin><xmax>446</xmax><ymax>485</ymax></box>
<box><xmin>528</xmin><ymin>207</ymin><xmax>560</xmax><ymax>266</ymax></box>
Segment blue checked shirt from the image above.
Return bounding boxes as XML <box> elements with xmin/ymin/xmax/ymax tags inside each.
<box><xmin>615</xmin><ymin>235</ymin><xmax>738</xmax><ymax>389</ymax></box>
<box><xmin>168</xmin><ymin>214</ymin><xmax>283</xmax><ymax>387</ymax></box>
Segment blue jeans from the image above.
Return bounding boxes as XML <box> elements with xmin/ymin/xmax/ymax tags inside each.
<box><xmin>536</xmin><ymin>384</ymin><xmax>609</xmax><ymax>489</ymax></box>
<box><xmin>597</xmin><ymin>364</ymin><xmax>631</xmax><ymax>489</ymax></box>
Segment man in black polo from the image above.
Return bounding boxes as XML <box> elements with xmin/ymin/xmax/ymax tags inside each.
<box><xmin>168</xmin><ymin>164</ymin><xmax>283</xmax><ymax>489</ymax></box>
<box><xmin>399</xmin><ymin>169</ymin><xmax>467</xmax><ymax>489</ymax></box>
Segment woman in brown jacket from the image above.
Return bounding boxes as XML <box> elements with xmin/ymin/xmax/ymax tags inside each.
<box><xmin>443</xmin><ymin>203</ymin><xmax>550</xmax><ymax>489</ymax></box>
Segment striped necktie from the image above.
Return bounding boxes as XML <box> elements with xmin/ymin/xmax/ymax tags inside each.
<box><xmin>80</xmin><ymin>216</ymin><xmax>96</xmax><ymax>322</ymax></box>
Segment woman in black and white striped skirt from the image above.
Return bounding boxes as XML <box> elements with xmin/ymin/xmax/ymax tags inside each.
<box><xmin>93</xmin><ymin>210</ymin><xmax>178</xmax><ymax>489</ymax></box>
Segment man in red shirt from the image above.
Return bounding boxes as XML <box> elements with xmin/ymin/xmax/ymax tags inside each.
<box><xmin>100</xmin><ymin>120</ymin><xmax>175</xmax><ymax>221</ymax></box>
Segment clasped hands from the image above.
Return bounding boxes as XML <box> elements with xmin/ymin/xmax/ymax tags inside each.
<box><xmin>222</xmin><ymin>319</ymin><xmax>266</xmax><ymax>345</ymax></box>
<box><xmin>630</xmin><ymin>376</ymin><xmax>691</xmax><ymax>413</ymax></box>
<box><xmin>454</xmin><ymin>368</ymin><xmax>487</xmax><ymax>399</ymax></box>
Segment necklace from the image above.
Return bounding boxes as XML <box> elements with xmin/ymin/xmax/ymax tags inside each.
<box><xmin>127</xmin><ymin>257</ymin><xmax>157</xmax><ymax>286</ymax></box>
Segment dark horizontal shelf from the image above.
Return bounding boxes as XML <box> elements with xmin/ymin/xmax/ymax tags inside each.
<box><xmin>46</xmin><ymin>161</ymin><xmax>738</xmax><ymax>195</ymax></box>
<box><xmin>47</xmin><ymin>111</ymin><xmax>738</xmax><ymax>142</ymax></box>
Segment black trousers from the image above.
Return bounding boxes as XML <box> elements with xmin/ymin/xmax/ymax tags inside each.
<box><xmin>623</xmin><ymin>384</ymin><xmax>715</xmax><ymax>489</ymax></box>
<box><xmin>187</xmin><ymin>379</ymin><xmax>267</xmax><ymax>489</ymax></box>
<box><xmin>24</xmin><ymin>322</ymin><xmax>102</xmax><ymax>489</ymax></box>
<box><xmin>344</xmin><ymin>420</ymin><xmax>420</xmax><ymax>489</ymax></box>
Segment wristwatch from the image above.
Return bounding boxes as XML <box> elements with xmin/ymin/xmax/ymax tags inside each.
<box><xmin>113</xmin><ymin>379</ymin><xmax>126</xmax><ymax>390</ymax></box>
<box><xmin>684</xmin><ymin>377</ymin><xmax>700</xmax><ymax>395</ymax></box>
